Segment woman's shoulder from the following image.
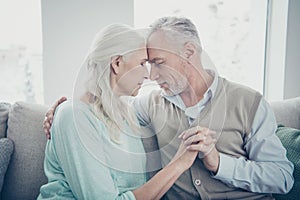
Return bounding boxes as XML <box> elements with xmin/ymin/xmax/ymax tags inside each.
<box><xmin>53</xmin><ymin>100</ymin><xmax>97</xmax><ymax>126</ymax></box>
<box><xmin>55</xmin><ymin>100</ymin><xmax>91</xmax><ymax>115</ymax></box>
<box><xmin>52</xmin><ymin>100</ymin><xmax>107</xmax><ymax>137</ymax></box>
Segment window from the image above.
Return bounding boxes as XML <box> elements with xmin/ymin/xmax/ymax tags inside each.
<box><xmin>0</xmin><ymin>0</ymin><xmax>43</xmax><ymax>103</ymax></box>
<box><xmin>134</xmin><ymin>0</ymin><xmax>268</xmax><ymax>94</ymax></box>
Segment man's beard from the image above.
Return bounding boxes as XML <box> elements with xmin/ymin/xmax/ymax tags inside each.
<box><xmin>162</xmin><ymin>80</ymin><xmax>187</xmax><ymax>97</ymax></box>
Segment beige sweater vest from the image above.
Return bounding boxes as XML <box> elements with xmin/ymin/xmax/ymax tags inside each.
<box><xmin>142</xmin><ymin>77</ymin><xmax>274</xmax><ymax>200</ymax></box>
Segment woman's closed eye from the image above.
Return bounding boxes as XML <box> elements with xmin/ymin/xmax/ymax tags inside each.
<box><xmin>140</xmin><ymin>59</ymin><xmax>147</xmax><ymax>67</ymax></box>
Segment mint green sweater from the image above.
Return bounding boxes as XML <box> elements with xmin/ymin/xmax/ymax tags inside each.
<box><xmin>38</xmin><ymin>101</ymin><xmax>146</xmax><ymax>200</ymax></box>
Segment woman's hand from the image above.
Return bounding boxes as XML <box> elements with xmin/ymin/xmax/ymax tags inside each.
<box><xmin>178</xmin><ymin>126</ymin><xmax>220</xmax><ymax>173</ymax></box>
<box><xmin>170</xmin><ymin>139</ymin><xmax>198</xmax><ymax>171</ymax></box>
<box><xmin>43</xmin><ymin>96</ymin><xmax>67</xmax><ymax>139</ymax></box>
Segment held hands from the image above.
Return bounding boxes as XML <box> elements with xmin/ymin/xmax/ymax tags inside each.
<box><xmin>43</xmin><ymin>96</ymin><xmax>67</xmax><ymax>139</ymax></box>
<box><xmin>178</xmin><ymin>126</ymin><xmax>220</xmax><ymax>173</ymax></box>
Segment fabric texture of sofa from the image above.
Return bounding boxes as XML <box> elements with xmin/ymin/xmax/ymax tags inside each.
<box><xmin>0</xmin><ymin>97</ymin><xmax>299</xmax><ymax>200</ymax></box>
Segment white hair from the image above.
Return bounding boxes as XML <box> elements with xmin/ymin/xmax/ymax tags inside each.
<box><xmin>148</xmin><ymin>16</ymin><xmax>202</xmax><ymax>54</ymax></box>
<box><xmin>80</xmin><ymin>24</ymin><xmax>145</xmax><ymax>142</ymax></box>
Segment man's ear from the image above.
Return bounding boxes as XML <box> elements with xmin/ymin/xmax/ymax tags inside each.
<box><xmin>184</xmin><ymin>42</ymin><xmax>196</xmax><ymax>59</ymax></box>
<box><xmin>111</xmin><ymin>55</ymin><xmax>122</xmax><ymax>74</ymax></box>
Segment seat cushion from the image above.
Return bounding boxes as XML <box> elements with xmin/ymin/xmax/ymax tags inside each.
<box><xmin>274</xmin><ymin>125</ymin><xmax>300</xmax><ymax>200</ymax></box>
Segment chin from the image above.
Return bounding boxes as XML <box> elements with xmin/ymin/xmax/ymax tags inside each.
<box><xmin>130</xmin><ymin>88</ymin><xmax>139</xmax><ymax>96</ymax></box>
<box><xmin>162</xmin><ymin>89</ymin><xmax>175</xmax><ymax>96</ymax></box>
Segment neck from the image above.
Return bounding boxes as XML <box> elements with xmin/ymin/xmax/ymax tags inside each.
<box><xmin>180</xmin><ymin>69</ymin><xmax>213</xmax><ymax>107</ymax></box>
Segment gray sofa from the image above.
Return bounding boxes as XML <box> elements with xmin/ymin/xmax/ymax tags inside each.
<box><xmin>0</xmin><ymin>97</ymin><xmax>299</xmax><ymax>200</ymax></box>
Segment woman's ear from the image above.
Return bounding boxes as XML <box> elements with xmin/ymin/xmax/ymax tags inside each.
<box><xmin>111</xmin><ymin>55</ymin><xmax>122</xmax><ymax>74</ymax></box>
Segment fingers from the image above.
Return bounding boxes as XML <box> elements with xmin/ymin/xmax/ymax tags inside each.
<box><xmin>43</xmin><ymin>96</ymin><xmax>67</xmax><ymax>140</ymax></box>
<box><xmin>179</xmin><ymin>126</ymin><xmax>217</xmax><ymax>155</ymax></box>
<box><xmin>43</xmin><ymin>116</ymin><xmax>51</xmax><ymax>139</ymax></box>
<box><xmin>54</xmin><ymin>96</ymin><xmax>67</xmax><ymax>109</ymax></box>
<box><xmin>178</xmin><ymin>126</ymin><xmax>204</xmax><ymax>139</ymax></box>
<box><xmin>45</xmin><ymin>109</ymin><xmax>53</xmax><ymax>123</ymax></box>
<box><xmin>179</xmin><ymin>126</ymin><xmax>216</xmax><ymax>140</ymax></box>
<box><xmin>44</xmin><ymin>128</ymin><xmax>51</xmax><ymax>139</ymax></box>
<box><xmin>183</xmin><ymin>133</ymin><xmax>215</xmax><ymax>146</ymax></box>
<box><xmin>51</xmin><ymin>96</ymin><xmax>67</xmax><ymax>123</ymax></box>
<box><xmin>44</xmin><ymin>109</ymin><xmax>54</xmax><ymax>130</ymax></box>
<box><xmin>186</xmin><ymin>137</ymin><xmax>216</xmax><ymax>152</ymax></box>
<box><xmin>43</xmin><ymin>122</ymin><xmax>51</xmax><ymax>139</ymax></box>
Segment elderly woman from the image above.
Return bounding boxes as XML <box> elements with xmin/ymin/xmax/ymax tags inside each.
<box><xmin>38</xmin><ymin>24</ymin><xmax>197</xmax><ymax>200</ymax></box>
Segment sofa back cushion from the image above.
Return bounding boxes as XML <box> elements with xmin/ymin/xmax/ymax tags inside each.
<box><xmin>270</xmin><ymin>97</ymin><xmax>300</xmax><ymax>130</ymax></box>
<box><xmin>0</xmin><ymin>103</ymin><xmax>11</xmax><ymax>139</ymax></box>
<box><xmin>1</xmin><ymin>102</ymin><xmax>48</xmax><ymax>200</ymax></box>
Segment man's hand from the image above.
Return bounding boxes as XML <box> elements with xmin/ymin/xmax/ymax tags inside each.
<box><xmin>178</xmin><ymin>126</ymin><xmax>219</xmax><ymax>173</ymax></box>
<box><xmin>43</xmin><ymin>96</ymin><xmax>67</xmax><ymax>139</ymax></box>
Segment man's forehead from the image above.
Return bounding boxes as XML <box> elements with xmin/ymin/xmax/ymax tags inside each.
<box><xmin>146</xmin><ymin>47</ymin><xmax>165</xmax><ymax>61</ymax></box>
<box><xmin>147</xmin><ymin>30</ymin><xmax>168</xmax><ymax>48</ymax></box>
<box><xmin>147</xmin><ymin>46</ymin><xmax>179</xmax><ymax>61</ymax></box>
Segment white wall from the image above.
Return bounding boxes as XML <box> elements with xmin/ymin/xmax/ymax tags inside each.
<box><xmin>41</xmin><ymin>0</ymin><xmax>133</xmax><ymax>104</ymax></box>
<box><xmin>284</xmin><ymin>0</ymin><xmax>300</xmax><ymax>99</ymax></box>
<box><xmin>264</xmin><ymin>0</ymin><xmax>300</xmax><ymax>101</ymax></box>
<box><xmin>264</xmin><ymin>0</ymin><xmax>289</xmax><ymax>101</ymax></box>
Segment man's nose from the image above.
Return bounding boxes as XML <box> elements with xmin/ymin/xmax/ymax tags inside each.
<box><xmin>149</xmin><ymin>64</ymin><xmax>159</xmax><ymax>81</ymax></box>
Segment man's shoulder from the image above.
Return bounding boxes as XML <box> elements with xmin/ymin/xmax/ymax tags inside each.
<box><xmin>217</xmin><ymin>78</ymin><xmax>263</xmax><ymax>115</ymax></box>
<box><xmin>220</xmin><ymin>77</ymin><xmax>262</xmax><ymax>98</ymax></box>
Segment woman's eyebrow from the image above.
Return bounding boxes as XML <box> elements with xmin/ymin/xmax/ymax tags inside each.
<box><xmin>149</xmin><ymin>58</ymin><xmax>163</xmax><ymax>63</ymax></box>
<box><xmin>140</xmin><ymin>58</ymin><xmax>148</xmax><ymax>63</ymax></box>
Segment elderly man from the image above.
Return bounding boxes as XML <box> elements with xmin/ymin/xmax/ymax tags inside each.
<box><xmin>44</xmin><ymin>17</ymin><xmax>294</xmax><ymax>199</ymax></box>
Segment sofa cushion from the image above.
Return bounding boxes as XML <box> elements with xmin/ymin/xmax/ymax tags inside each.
<box><xmin>0</xmin><ymin>138</ymin><xmax>13</xmax><ymax>193</ymax></box>
<box><xmin>270</xmin><ymin>97</ymin><xmax>300</xmax><ymax>130</ymax></box>
<box><xmin>274</xmin><ymin>125</ymin><xmax>300</xmax><ymax>200</ymax></box>
<box><xmin>0</xmin><ymin>103</ymin><xmax>11</xmax><ymax>139</ymax></box>
<box><xmin>1</xmin><ymin>102</ymin><xmax>48</xmax><ymax>200</ymax></box>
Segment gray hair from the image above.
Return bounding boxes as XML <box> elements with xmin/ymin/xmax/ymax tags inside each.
<box><xmin>148</xmin><ymin>16</ymin><xmax>202</xmax><ymax>53</ymax></box>
<box><xmin>81</xmin><ymin>24</ymin><xmax>145</xmax><ymax>142</ymax></box>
